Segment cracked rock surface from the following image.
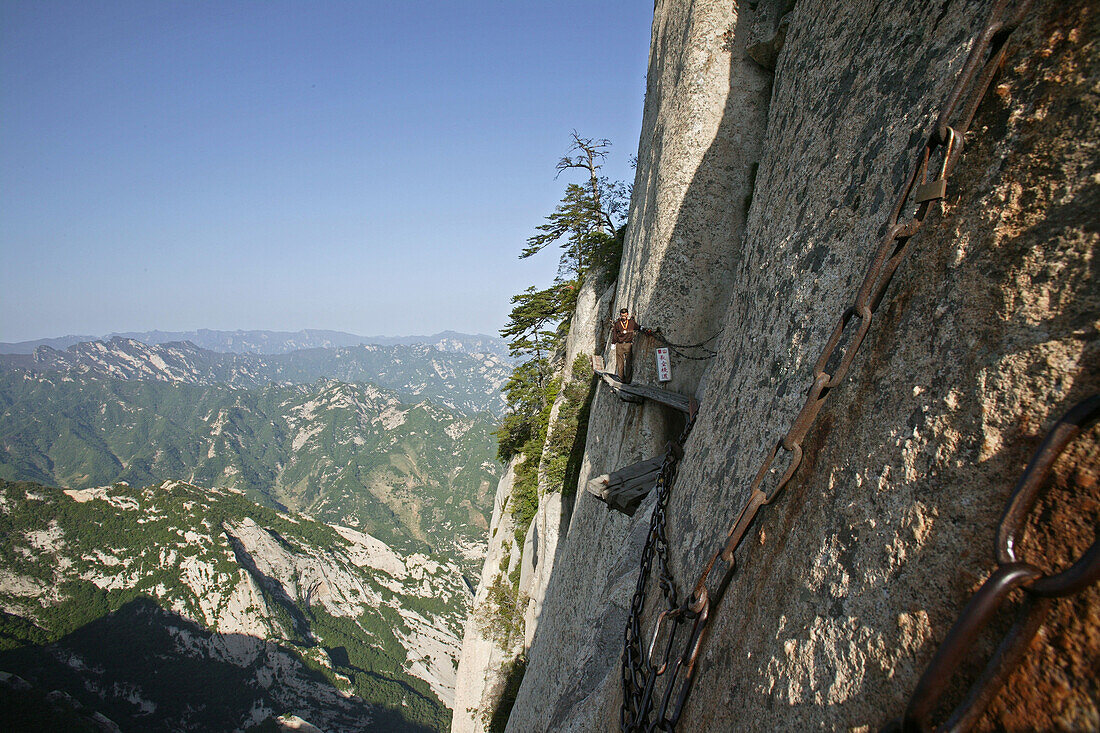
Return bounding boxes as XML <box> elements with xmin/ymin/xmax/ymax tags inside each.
<box><xmin>505</xmin><ymin>1</ymin><xmax>1098</xmax><ymax>730</ymax></box>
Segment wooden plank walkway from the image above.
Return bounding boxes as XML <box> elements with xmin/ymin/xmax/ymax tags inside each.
<box><xmin>586</xmin><ymin>450</ymin><xmax>666</xmax><ymax>515</ymax></box>
<box><xmin>591</xmin><ymin>354</ymin><xmax>694</xmax><ymax>414</ymax></box>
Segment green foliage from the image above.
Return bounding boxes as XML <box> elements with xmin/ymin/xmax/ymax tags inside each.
<box><xmin>509</xmin><ymin>460</ymin><xmax>540</xmax><ymax>548</ymax></box>
<box><xmin>0</xmin><ymin>610</ymin><xmax>48</xmax><ymax>649</ymax></box>
<box><xmin>494</xmin><ymin>412</ymin><xmax>532</xmax><ymax>463</ymax></box>
<box><xmin>473</xmin><ymin>544</ymin><xmax>524</xmax><ymax>655</ymax></box>
<box><xmin>542</xmin><ymin>356</ymin><xmax>596</xmax><ymax>498</ymax></box>
<box><xmin>509</xmin><ymin>376</ymin><xmax>560</xmax><ymax>546</ymax></box>
<box><xmin>591</xmin><ymin>224</ymin><xmax>627</xmax><ymax>290</ymax></box>
<box><xmin>497</xmin><ymin>133</ymin><xmax>626</xmax><ymax>474</ymax></box>
<box><xmin>521</xmin><ymin>183</ymin><xmax>615</xmax><ymax>281</ymax></box>
<box><xmin>495</xmin><ymin>359</ymin><xmax>550</xmax><ymax>462</ymax></box>
<box><xmin>500</xmin><ymin>287</ymin><xmax>573</xmax><ymax>362</ymax></box>
<box><xmin>519</xmin><ymin>134</ymin><xmax>629</xmax><ymax>283</ymax></box>
<box><xmin>498</xmin><ymin>354</ymin><xmax>595</xmax><ymax>551</ymax></box>
<box><xmin>495</xmin><ymin>281</ymin><xmax>573</xmax><ymax>465</ymax></box>
<box><xmin>475</xmin><ymin>571</ymin><xmax>525</xmax><ymax>652</ymax></box>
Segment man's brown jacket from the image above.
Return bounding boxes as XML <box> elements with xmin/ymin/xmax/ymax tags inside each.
<box><xmin>611</xmin><ymin>317</ymin><xmax>640</xmax><ymax>344</ymax></box>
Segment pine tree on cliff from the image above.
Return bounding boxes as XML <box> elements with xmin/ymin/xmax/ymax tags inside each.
<box><xmin>519</xmin><ymin>132</ymin><xmax>628</xmax><ymax>287</ymax></box>
<box><xmin>497</xmin><ymin>134</ymin><xmax>627</xmax><ymax>461</ymax></box>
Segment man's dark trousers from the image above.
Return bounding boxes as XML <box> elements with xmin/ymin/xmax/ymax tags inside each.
<box><xmin>616</xmin><ymin>342</ymin><xmax>633</xmax><ymax>383</ymax></box>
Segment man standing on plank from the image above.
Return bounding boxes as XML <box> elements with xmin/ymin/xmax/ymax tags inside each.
<box><xmin>611</xmin><ymin>308</ymin><xmax>643</xmax><ymax>383</ymax></box>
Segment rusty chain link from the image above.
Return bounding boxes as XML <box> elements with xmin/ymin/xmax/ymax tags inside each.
<box><xmin>621</xmin><ymin>407</ymin><xmax>697</xmax><ymax>732</ymax></box>
<box><xmin>885</xmin><ymin>394</ymin><xmax>1100</xmax><ymax>732</ymax></box>
<box><xmin>619</xmin><ymin>1</ymin><xmax>1064</xmax><ymax>730</ymax></box>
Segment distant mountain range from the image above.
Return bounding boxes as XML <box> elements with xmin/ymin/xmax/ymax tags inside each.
<box><xmin>0</xmin><ymin>331</ymin><xmax>508</xmax><ymax>730</ymax></box>
<box><xmin>0</xmin><ymin>337</ymin><xmax>510</xmax><ymax>415</ymax></box>
<box><xmin>0</xmin><ymin>336</ymin><xmax>505</xmax><ymax>559</ymax></box>
<box><xmin>0</xmin><ymin>329</ymin><xmax>510</xmax><ymax>359</ymax></box>
<box><xmin>0</xmin><ymin>372</ymin><xmax>499</xmax><ymax>561</ymax></box>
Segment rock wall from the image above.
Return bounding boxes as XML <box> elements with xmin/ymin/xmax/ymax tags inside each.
<box><xmin>617</xmin><ymin>0</ymin><xmax>771</xmax><ymax>398</ymax></box>
<box><xmin>506</xmin><ymin>0</ymin><xmax>1098</xmax><ymax>731</ymax></box>
<box><xmin>454</xmin><ymin>269</ymin><xmax>617</xmax><ymax>730</ymax></box>
<box><xmin>521</xmin><ymin>270</ymin><xmax>616</xmax><ymax>646</ymax></box>
<box><xmin>506</xmin><ymin>0</ymin><xmax>774</xmax><ymax>727</ymax></box>
<box><xmin>451</xmin><ymin>461</ymin><xmax>523</xmax><ymax>732</ymax></box>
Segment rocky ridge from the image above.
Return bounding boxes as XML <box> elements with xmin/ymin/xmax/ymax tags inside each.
<box><xmin>0</xmin><ymin>478</ymin><xmax>467</xmax><ymax>731</ymax></box>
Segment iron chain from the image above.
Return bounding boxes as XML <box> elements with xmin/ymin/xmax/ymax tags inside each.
<box><xmin>646</xmin><ymin>328</ymin><xmax>721</xmax><ymax>361</ymax></box>
<box><xmin>886</xmin><ymin>395</ymin><xmax>1100</xmax><ymax>732</ymax></box>
<box><xmin>621</xmin><ymin>409</ymin><xmax>697</xmax><ymax>732</ymax></box>
<box><xmin>615</xmin><ymin>1</ymin><xmax>1092</xmax><ymax>731</ymax></box>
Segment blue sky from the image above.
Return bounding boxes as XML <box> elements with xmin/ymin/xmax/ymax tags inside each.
<box><xmin>0</xmin><ymin>0</ymin><xmax>653</xmax><ymax>342</ymax></box>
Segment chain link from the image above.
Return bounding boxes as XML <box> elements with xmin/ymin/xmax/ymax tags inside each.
<box><xmin>621</xmin><ymin>409</ymin><xmax>697</xmax><ymax>732</ymax></box>
<box><xmin>619</xmin><ymin>1</ymin><xmax>1065</xmax><ymax>730</ymax></box>
<box><xmin>641</xmin><ymin>327</ymin><xmax>721</xmax><ymax>362</ymax></box>
<box><xmin>648</xmin><ymin>329</ymin><xmax>721</xmax><ymax>361</ymax></box>
<box><xmin>886</xmin><ymin>395</ymin><xmax>1100</xmax><ymax>732</ymax></box>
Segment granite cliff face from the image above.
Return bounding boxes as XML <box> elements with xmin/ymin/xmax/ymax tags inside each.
<box><xmin>459</xmin><ymin>0</ymin><xmax>1098</xmax><ymax>730</ymax></box>
<box><xmin>451</xmin><ymin>270</ymin><xmax>615</xmax><ymax>731</ymax></box>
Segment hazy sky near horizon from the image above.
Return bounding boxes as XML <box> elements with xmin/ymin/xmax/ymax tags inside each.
<box><xmin>0</xmin><ymin>1</ymin><xmax>652</xmax><ymax>342</ymax></box>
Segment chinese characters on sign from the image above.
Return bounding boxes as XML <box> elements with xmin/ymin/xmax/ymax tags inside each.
<box><xmin>655</xmin><ymin>347</ymin><xmax>672</xmax><ymax>382</ymax></box>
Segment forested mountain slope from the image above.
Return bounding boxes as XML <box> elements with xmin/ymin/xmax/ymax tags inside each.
<box><xmin>0</xmin><ymin>478</ymin><xmax>469</xmax><ymax>731</ymax></box>
<box><xmin>0</xmin><ymin>373</ymin><xmax>497</xmax><ymax>564</ymax></box>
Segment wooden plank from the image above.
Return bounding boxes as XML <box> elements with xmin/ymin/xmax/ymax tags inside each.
<box><xmin>586</xmin><ymin>474</ymin><xmax>610</xmax><ymax>499</ymax></box>
<box><xmin>596</xmin><ymin>367</ymin><xmax>694</xmax><ymax>413</ymax></box>
<box><xmin>618</xmin><ymin>380</ymin><xmax>692</xmax><ymax>413</ymax></box>
<box><xmin>587</xmin><ymin>450</ymin><xmax>668</xmax><ymax>515</ymax></box>
<box><xmin>612</xmin><ymin>454</ymin><xmax>664</xmax><ymax>483</ymax></box>
<box><xmin>599</xmin><ymin>372</ymin><xmax>644</xmax><ymax>403</ymax></box>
